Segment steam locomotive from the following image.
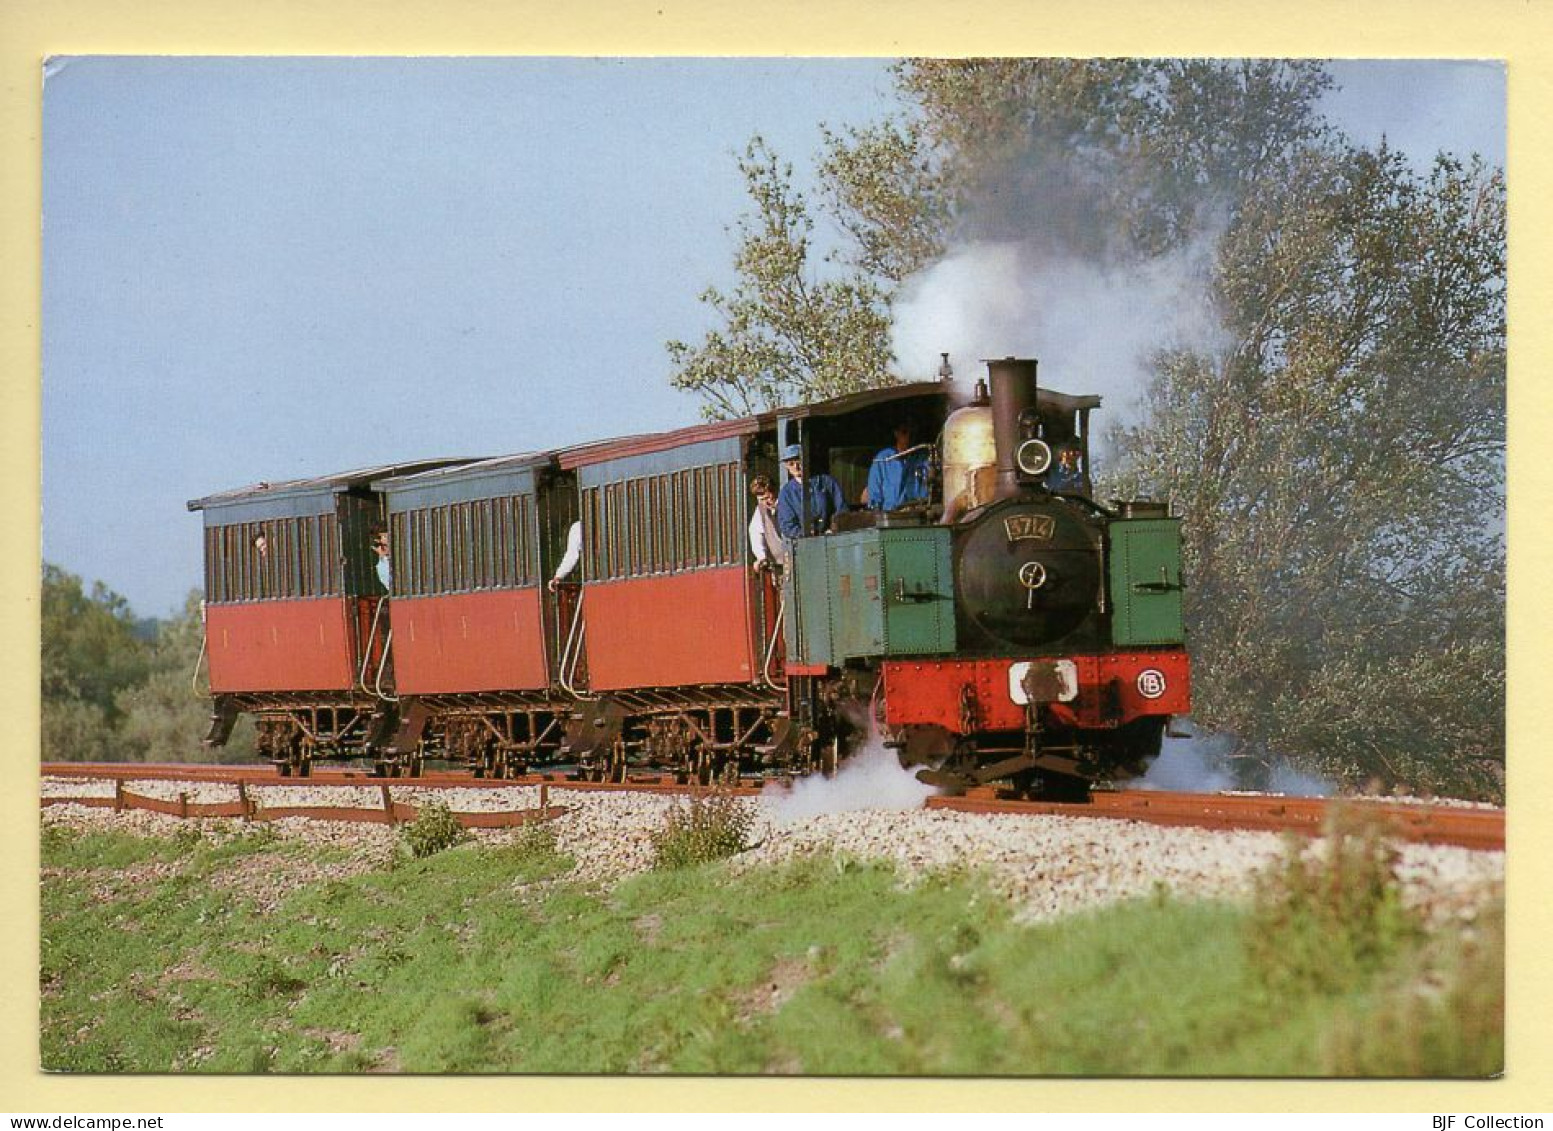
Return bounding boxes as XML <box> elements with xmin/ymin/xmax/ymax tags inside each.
<box><xmin>189</xmin><ymin>357</ymin><xmax>1189</xmax><ymax>796</ymax></box>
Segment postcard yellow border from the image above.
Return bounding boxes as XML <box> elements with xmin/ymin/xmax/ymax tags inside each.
<box><xmin>3</xmin><ymin>0</ymin><xmax>1547</xmax><ymax>1113</ymax></box>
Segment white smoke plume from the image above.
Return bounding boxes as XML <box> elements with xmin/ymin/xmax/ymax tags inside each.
<box><xmin>761</xmin><ymin>723</ymin><xmax>938</xmax><ymax>825</ymax></box>
<box><xmin>1135</xmin><ymin>732</ymin><xmax>1237</xmax><ymax>793</ymax></box>
<box><xmin>891</xmin><ymin>236</ymin><xmax>1228</xmax><ymax>430</ymax></box>
<box><xmin>1134</xmin><ymin>727</ymin><xmax>1336</xmax><ymax>797</ymax></box>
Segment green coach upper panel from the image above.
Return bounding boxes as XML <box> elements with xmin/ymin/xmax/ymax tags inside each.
<box><xmin>187</xmin><ymin>459</ymin><xmax>478</xmax><ymax>524</ymax></box>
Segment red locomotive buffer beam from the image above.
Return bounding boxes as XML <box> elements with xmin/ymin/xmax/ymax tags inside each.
<box><xmin>882</xmin><ymin>651</ymin><xmax>1191</xmax><ymax>733</ymax></box>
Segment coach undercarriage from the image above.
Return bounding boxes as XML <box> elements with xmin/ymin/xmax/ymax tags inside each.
<box><xmin>206</xmin><ymin>693</ymin><xmax>392</xmax><ymax>778</ymax></box>
<box><xmin>394</xmin><ymin>687</ymin><xmax>810</xmax><ymax>784</ymax></box>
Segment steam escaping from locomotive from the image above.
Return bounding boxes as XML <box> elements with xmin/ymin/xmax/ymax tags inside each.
<box><xmin>760</xmin><ymin>701</ymin><xmax>939</xmax><ymax>822</ymax></box>
<box><xmin>1135</xmin><ymin>731</ymin><xmax>1336</xmax><ymax>797</ymax></box>
<box><xmin>761</xmin><ymin>717</ymin><xmax>939</xmax><ymax>825</ymax></box>
<box><xmin>891</xmin><ymin>238</ymin><xmax>1226</xmax><ymax>426</ymax></box>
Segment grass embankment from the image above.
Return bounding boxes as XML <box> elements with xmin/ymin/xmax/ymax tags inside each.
<box><xmin>39</xmin><ymin>814</ymin><xmax>1501</xmax><ymax>1076</ymax></box>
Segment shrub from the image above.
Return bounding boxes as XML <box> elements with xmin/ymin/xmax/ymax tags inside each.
<box><xmin>1320</xmin><ymin>901</ymin><xmax>1504</xmax><ymax>1077</ymax></box>
<box><xmin>1246</xmin><ymin>805</ymin><xmax>1419</xmax><ymax>996</ymax></box>
<box><xmin>401</xmin><ymin>801</ymin><xmax>470</xmax><ymax>858</ymax></box>
<box><xmin>650</xmin><ymin>793</ymin><xmax>753</xmax><ymax>870</ymax></box>
<box><xmin>505</xmin><ymin>821</ymin><xmax>564</xmax><ymax>868</ymax></box>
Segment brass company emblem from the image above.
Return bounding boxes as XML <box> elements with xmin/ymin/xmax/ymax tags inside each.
<box><xmin>1004</xmin><ymin>513</ymin><xmax>1056</xmax><ymax>542</ymax></box>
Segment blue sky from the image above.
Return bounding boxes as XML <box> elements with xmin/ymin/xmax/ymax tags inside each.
<box><xmin>42</xmin><ymin>57</ymin><xmax>1505</xmax><ymax>617</ymax></box>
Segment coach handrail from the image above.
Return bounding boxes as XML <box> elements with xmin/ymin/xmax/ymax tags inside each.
<box><xmin>190</xmin><ymin>600</ymin><xmax>209</xmax><ymax>695</ymax></box>
<box><xmin>191</xmin><ymin>633</ymin><xmax>209</xmax><ymax>695</ymax></box>
<box><xmin>359</xmin><ymin>597</ymin><xmax>391</xmax><ymax>696</ymax></box>
<box><xmin>558</xmin><ymin>589</ymin><xmax>593</xmax><ymax>700</ymax></box>
<box><xmin>761</xmin><ymin>595</ymin><xmax>787</xmax><ymax>692</ymax></box>
<box><xmin>374</xmin><ymin>628</ymin><xmax>397</xmax><ymax>702</ymax></box>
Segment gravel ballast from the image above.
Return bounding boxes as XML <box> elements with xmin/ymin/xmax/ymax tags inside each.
<box><xmin>40</xmin><ymin>776</ymin><xmax>1504</xmax><ymax>924</ymax></box>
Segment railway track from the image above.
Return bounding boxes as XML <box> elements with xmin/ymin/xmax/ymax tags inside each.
<box><xmin>40</xmin><ymin>762</ymin><xmax>1504</xmax><ymax>851</ymax></box>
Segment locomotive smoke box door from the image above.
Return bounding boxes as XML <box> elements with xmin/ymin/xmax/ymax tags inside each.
<box><xmin>1108</xmin><ymin>519</ymin><xmax>1186</xmax><ymax>647</ymax></box>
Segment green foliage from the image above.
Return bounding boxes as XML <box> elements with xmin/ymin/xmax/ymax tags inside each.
<box><xmin>42</xmin><ymin>564</ymin><xmax>151</xmax><ymax>759</ymax></box>
<box><xmin>1109</xmin><ymin>147</ymin><xmax>1506</xmax><ymax>799</ymax></box>
<box><xmin>666</xmin><ymin>136</ymin><xmax>896</xmax><ymax>418</ymax></box>
<box><xmin>40</xmin><ymin>828</ymin><xmax>1499</xmax><ymax>1076</ymax></box>
<box><xmin>503</xmin><ymin>820</ymin><xmax>563</xmax><ymax>869</ymax></box>
<box><xmin>818</xmin><ymin>116</ymin><xmax>948</xmax><ymax>283</ymax></box>
<box><xmin>1246</xmin><ymin>810</ymin><xmax>1419</xmax><ymax>996</ymax></box>
<box><xmin>649</xmin><ymin>793</ymin><xmax>754</xmax><ymax>870</ymax></box>
<box><xmin>42</xmin><ymin>697</ymin><xmax>118</xmax><ymax>763</ymax></box>
<box><xmin>401</xmin><ymin>801</ymin><xmax>470</xmax><ymax>858</ymax></box>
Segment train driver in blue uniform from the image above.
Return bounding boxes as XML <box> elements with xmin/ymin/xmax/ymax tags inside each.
<box><xmin>866</xmin><ymin>418</ymin><xmax>930</xmax><ymax>511</ymax></box>
<box><xmin>777</xmin><ymin>443</ymin><xmax>847</xmax><ymax>539</ymax></box>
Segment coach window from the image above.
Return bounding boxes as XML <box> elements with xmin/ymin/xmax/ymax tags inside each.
<box><xmin>412</xmin><ymin>510</ymin><xmax>428</xmax><ymax>596</ymax></box>
<box><xmin>472</xmin><ymin>500</ymin><xmax>489</xmax><ymax>589</ymax></box>
<box><xmin>272</xmin><ymin>521</ymin><xmax>287</xmax><ymax>598</ymax></box>
<box><xmin>673</xmin><ymin>470</ymin><xmax>690</xmax><ymax>569</ymax></box>
<box><xmin>512</xmin><ymin>497</ymin><xmax>527</xmax><ymax>588</ymax></box>
<box><xmin>646</xmin><ymin>478</ymin><xmax>660</xmax><ymax>574</ymax></box>
<box><xmin>462</xmin><ymin>503</ymin><xmax>477</xmax><ymax>591</ymax></box>
<box><xmin>492</xmin><ymin>499</ymin><xmax>509</xmax><ymax>588</ymax></box>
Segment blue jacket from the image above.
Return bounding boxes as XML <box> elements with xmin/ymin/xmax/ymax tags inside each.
<box><xmin>1045</xmin><ymin>466</ymin><xmax>1084</xmax><ymax>492</ymax></box>
<box><xmin>866</xmin><ymin>446</ymin><xmax>929</xmax><ymax>511</ymax></box>
<box><xmin>777</xmin><ymin>474</ymin><xmax>847</xmax><ymax>539</ymax></box>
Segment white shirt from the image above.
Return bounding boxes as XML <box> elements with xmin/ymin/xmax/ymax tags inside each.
<box><xmin>553</xmin><ymin>521</ymin><xmax>583</xmax><ymax>581</ymax></box>
<box><xmin>749</xmin><ymin>503</ymin><xmax>785</xmax><ymax>567</ymax></box>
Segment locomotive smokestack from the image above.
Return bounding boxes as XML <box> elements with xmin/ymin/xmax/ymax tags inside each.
<box><xmin>988</xmin><ymin>357</ymin><xmax>1038</xmax><ymax>500</ymax></box>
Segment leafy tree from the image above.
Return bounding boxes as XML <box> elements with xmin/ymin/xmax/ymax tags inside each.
<box><xmin>41</xmin><ymin>699</ymin><xmax>116</xmax><ymax>764</ymax></box>
<box><xmin>666</xmin><ymin>136</ymin><xmax>895</xmax><ymax>418</ymax></box>
<box><xmin>818</xmin><ymin>116</ymin><xmax>948</xmax><ymax>283</ymax></box>
<box><xmin>1108</xmin><ymin>148</ymin><xmax>1506</xmax><ymax>799</ymax></box>
<box><xmin>41</xmin><ymin>564</ymin><xmax>150</xmax><ymax>760</ymax></box>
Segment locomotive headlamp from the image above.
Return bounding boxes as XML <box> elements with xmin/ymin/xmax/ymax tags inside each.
<box><xmin>1015</xmin><ymin>438</ymin><xmax>1052</xmax><ymax>477</ymax></box>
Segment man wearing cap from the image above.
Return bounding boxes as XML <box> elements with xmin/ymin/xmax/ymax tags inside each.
<box><xmin>776</xmin><ymin>443</ymin><xmax>847</xmax><ymax>540</ymax></box>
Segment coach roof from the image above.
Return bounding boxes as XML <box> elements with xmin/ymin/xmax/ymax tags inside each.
<box><xmin>186</xmin><ymin>459</ymin><xmax>475</xmax><ymax>513</ymax></box>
